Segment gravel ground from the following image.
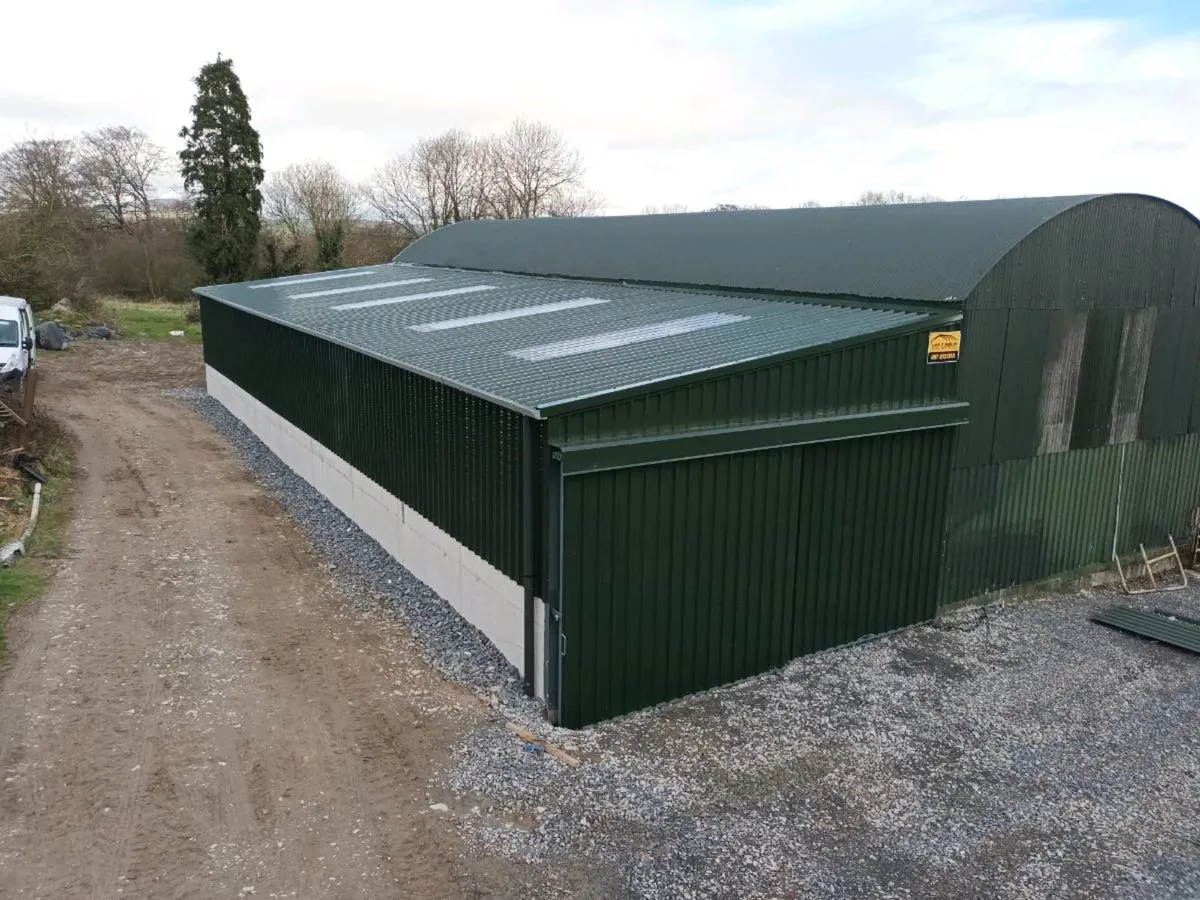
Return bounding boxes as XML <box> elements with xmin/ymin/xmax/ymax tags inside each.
<box><xmin>178</xmin><ymin>389</ymin><xmax>542</xmax><ymax>721</ymax></box>
<box><xmin>183</xmin><ymin>387</ymin><xmax>1200</xmax><ymax>900</ymax></box>
<box><xmin>443</xmin><ymin>592</ymin><xmax>1200</xmax><ymax>900</ymax></box>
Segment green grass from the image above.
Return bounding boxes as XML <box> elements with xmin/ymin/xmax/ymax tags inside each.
<box><xmin>0</xmin><ymin>424</ymin><xmax>75</xmax><ymax>659</ymax></box>
<box><xmin>105</xmin><ymin>300</ymin><xmax>202</xmax><ymax>344</ymax></box>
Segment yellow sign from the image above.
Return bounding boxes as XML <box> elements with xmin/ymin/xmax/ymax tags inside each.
<box><xmin>927</xmin><ymin>330</ymin><xmax>961</xmax><ymax>364</ymax></box>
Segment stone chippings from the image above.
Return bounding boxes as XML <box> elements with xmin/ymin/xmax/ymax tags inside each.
<box><xmin>176</xmin><ymin>387</ymin><xmax>1200</xmax><ymax>900</ymax></box>
<box><xmin>446</xmin><ymin>593</ymin><xmax>1200</xmax><ymax>900</ymax></box>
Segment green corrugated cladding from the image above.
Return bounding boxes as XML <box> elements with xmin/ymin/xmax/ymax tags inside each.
<box><xmin>943</xmin><ymin>434</ymin><xmax>1200</xmax><ymax>601</ymax></box>
<box><xmin>942</xmin><ymin>194</ymin><xmax>1200</xmax><ymax>603</ymax></box>
<box><xmin>200</xmin><ymin>298</ymin><xmax>530</xmax><ymax>581</ymax></box>
<box><xmin>548</xmin><ymin>329</ymin><xmax>957</xmax><ymax>445</ymax></box>
<box><xmin>559</xmin><ymin>427</ymin><xmax>955</xmax><ymax>727</ymax></box>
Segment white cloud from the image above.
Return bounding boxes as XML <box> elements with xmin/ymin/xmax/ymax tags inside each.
<box><xmin>0</xmin><ymin>0</ymin><xmax>1197</xmax><ymax>215</ymax></box>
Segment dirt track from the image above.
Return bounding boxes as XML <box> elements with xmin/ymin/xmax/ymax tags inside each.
<box><xmin>0</xmin><ymin>342</ymin><xmax>516</xmax><ymax>899</ymax></box>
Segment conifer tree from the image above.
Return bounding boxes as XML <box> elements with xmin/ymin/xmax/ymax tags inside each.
<box><xmin>179</xmin><ymin>56</ymin><xmax>264</xmax><ymax>282</ymax></box>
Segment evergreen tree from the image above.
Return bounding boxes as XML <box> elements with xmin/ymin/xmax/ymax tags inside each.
<box><xmin>315</xmin><ymin>223</ymin><xmax>345</xmax><ymax>272</ymax></box>
<box><xmin>179</xmin><ymin>56</ymin><xmax>264</xmax><ymax>283</ymax></box>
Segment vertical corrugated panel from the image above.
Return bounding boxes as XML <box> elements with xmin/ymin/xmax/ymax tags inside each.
<box><xmin>1139</xmin><ymin>308</ymin><xmax>1194</xmax><ymax>440</ymax></box>
<box><xmin>991</xmin><ymin>309</ymin><xmax>1054</xmax><ymax>462</ymax></box>
<box><xmin>952</xmin><ymin>307</ymin><xmax>1010</xmax><ymax>468</ymax></box>
<box><xmin>200</xmin><ymin>298</ymin><xmax>526</xmax><ymax>580</ymax></box>
<box><xmin>549</xmin><ymin>329</ymin><xmax>957</xmax><ymax>445</ymax></box>
<box><xmin>1069</xmin><ymin>309</ymin><xmax>1124</xmax><ymax>450</ymax></box>
<box><xmin>1118</xmin><ymin>433</ymin><xmax>1200</xmax><ymax>551</ymax></box>
<box><xmin>560</xmin><ymin>427</ymin><xmax>954</xmax><ymax>728</ymax></box>
<box><xmin>942</xmin><ymin>434</ymin><xmax>1200</xmax><ymax>604</ymax></box>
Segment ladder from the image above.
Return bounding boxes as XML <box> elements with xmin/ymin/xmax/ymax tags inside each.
<box><xmin>1114</xmin><ymin>535</ymin><xmax>1188</xmax><ymax>595</ymax></box>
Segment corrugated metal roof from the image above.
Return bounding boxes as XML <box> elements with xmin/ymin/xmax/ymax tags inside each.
<box><xmin>396</xmin><ymin>196</ymin><xmax>1111</xmax><ymax>304</ymax></box>
<box><xmin>195</xmin><ymin>264</ymin><xmax>946</xmax><ymax>417</ymax></box>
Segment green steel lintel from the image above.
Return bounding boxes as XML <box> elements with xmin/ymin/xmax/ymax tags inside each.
<box><xmin>558</xmin><ymin>402</ymin><xmax>969</xmax><ymax>475</ymax></box>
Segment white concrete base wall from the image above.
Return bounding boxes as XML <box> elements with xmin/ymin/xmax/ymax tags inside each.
<box><xmin>206</xmin><ymin>366</ymin><xmax>542</xmax><ymax>691</ymax></box>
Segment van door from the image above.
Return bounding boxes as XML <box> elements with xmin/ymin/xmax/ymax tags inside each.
<box><xmin>20</xmin><ymin>305</ymin><xmax>33</xmax><ymax>369</ymax></box>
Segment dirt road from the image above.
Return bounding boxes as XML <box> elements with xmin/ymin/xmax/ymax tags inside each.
<box><xmin>0</xmin><ymin>343</ymin><xmax>515</xmax><ymax>899</ymax></box>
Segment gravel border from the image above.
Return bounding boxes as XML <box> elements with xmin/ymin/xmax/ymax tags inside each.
<box><xmin>174</xmin><ymin>388</ymin><xmax>546</xmax><ymax>722</ymax></box>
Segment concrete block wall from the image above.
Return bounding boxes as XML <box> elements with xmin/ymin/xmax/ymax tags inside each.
<box><xmin>206</xmin><ymin>366</ymin><xmax>541</xmax><ymax>690</ymax></box>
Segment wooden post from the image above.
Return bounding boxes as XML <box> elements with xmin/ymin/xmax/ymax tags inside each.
<box><xmin>20</xmin><ymin>367</ymin><xmax>37</xmax><ymax>444</ymax></box>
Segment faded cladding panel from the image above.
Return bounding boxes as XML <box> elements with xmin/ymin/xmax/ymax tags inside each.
<box><xmin>1107</xmin><ymin>309</ymin><xmax>1156</xmax><ymax>444</ymax></box>
<box><xmin>1069</xmin><ymin>310</ymin><xmax>1125</xmax><ymax>450</ymax></box>
<box><xmin>560</xmin><ymin>427</ymin><xmax>954</xmax><ymax>727</ymax></box>
<box><xmin>1035</xmin><ymin>310</ymin><xmax>1087</xmax><ymax>455</ymax></box>
<box><xmin>549</xmin><ymin>329</ymin><xmax>956</xmax><ymax>445</ymax></box>
<box><xmin>200</xmin><ymin>298</ymin><xmax>525</xmax><ymax>581</ymax></box>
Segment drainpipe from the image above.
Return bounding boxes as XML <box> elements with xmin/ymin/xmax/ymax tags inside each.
<box><xmin>521</xmin><ymin>416</ymin><xmax>537</xmax><ymax>696</ymax></box>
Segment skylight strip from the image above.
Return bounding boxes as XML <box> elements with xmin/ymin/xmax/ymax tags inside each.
<box><xmin>333</xmin><ymin>284</ymin><xmax>497</xmax><ymax>311</ymax></box>
<box><xmin>290</xmin><ymin>277</ymin><xmax>432</xmax><ymax>299</ymax></box>
<box><xmin>509</xmin><ymin>312</ymin><xmax>750</xmax><ymax>361</ymax></box>
<box><xmin>248</xmin><ymin>270</ymin><xmax>375</xmax><ymax>289</ymax></box>
<box><xmin>408</xmin><ymin>297</ymin><xmax>610</xmax><ymax>333</ymax></box>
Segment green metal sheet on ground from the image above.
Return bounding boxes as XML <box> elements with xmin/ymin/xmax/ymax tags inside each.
<box><xmin>195</xmin><ymin>265</ymin><xmax>943</xmax><ymax>417</ymax></box>
<box><xmin>1092</xmin><ymin>606</ymin><xmax>1200</xmax><ymax>654</ymax></box>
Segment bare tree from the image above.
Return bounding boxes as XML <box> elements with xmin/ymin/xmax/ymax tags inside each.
<box><xmin>0</xmin><ymin>137</ymin><xmax>80</xmax><ymax>214</ymax></box>
<box><xmin>641</xmin><ymin>203</ymin><xmax>690</xmax><ymax>215</ymax></box>
<box><xmin>264</xmin><ymin>160</ymin><xmax>359</xmax><ymax>237</ymax></box>
<box><xmin>264</xmin><ymin>160</ymin><xmax>360</xmax><ymax>268</ymax></box>
<box><xmin>855</xmin><ymin>189</ymin><xmax>944</xmax><ymax>206</ymax></box>
<box><xmin>365</xmin><ymin>130</ymin><xmax>494</xmax><ymax>240</ymax></box>
<box><xmin>76</xmin><ymin>126</ymin><xmax>166</xmax><ymax>231</ymax></box>
<box><xmin>798</xmin><ymin>200</ymin><xmax>822</xmax><ymax>208</ymax></box>
<box><xmin>488</xmin><ymin>119</ymin><xmax>591</xmax><ymax>220</ymax></box>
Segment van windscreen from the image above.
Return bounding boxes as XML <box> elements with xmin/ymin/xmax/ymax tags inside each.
<box><xmin>0</xmin><ymin>321</ymin><xmax>19</xmax><ymax>347</ymax></box>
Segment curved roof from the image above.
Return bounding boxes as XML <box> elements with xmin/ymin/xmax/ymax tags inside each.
<box><xmin>397</xmin><ymin>196</ymin><xmax>1108</xmax><ymax>304</ymax></box>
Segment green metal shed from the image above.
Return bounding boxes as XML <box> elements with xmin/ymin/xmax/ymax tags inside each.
<box><xmin>197</xmin><ymin>264</ymin><xmax>966</xmax><ymax>727</ymax></box>
<box><xmin>403</xmin><ymin>192</ymin><xmax>1200</xmax><ymax>610</ymax></box>
<box><xmin>198</xmin><ymin>191</ymin><xmax>1200</xmax><ymax>727</ymax></box>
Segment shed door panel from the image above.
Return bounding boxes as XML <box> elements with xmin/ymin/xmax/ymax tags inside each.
<box><xmin>558</xmin><ymin>427</ymin><xmax>955</xmax><ymax>728</ymax></box>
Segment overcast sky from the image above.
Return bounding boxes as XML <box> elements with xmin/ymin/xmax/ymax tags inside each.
<box><xmin>2</xmin><ymin>0</ymin><xmax>1197</xmax><ymax>215</ymax></box>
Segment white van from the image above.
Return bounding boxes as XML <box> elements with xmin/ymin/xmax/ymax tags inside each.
<box><xmin>0</xmin><ymin>297</ymin><xmax>36</xmax><ymax>386</ymax></box>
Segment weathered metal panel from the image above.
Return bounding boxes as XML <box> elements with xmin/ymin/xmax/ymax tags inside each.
<box><xmin>560</xmin><ymin>427</ymin><xmax>955</xmax><ymax>728</ymax></box>
<box><xmin>549</xmin><ymin>329</ymin><xmax>958</xmax><ymax>446</ymax></box>
<box><xmin>1035</xmin><ymin>309</ymin><xmax>1087</xmax><ymax>455</ymax></box>
<box><xmin>200</xmin><ymin>297</ymin><xmax>526</xmax><ymax>580</ymax></box>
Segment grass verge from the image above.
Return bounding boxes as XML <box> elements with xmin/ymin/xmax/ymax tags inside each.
<box><xmin>0</xmin><ymin>417</ymin><xmax>76</xmax><ymax>659</ymax></box>
<box><xmin>104</xmin><ymin>299</ymin><xmax>202</xmax><ymax>344</ymax></box>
